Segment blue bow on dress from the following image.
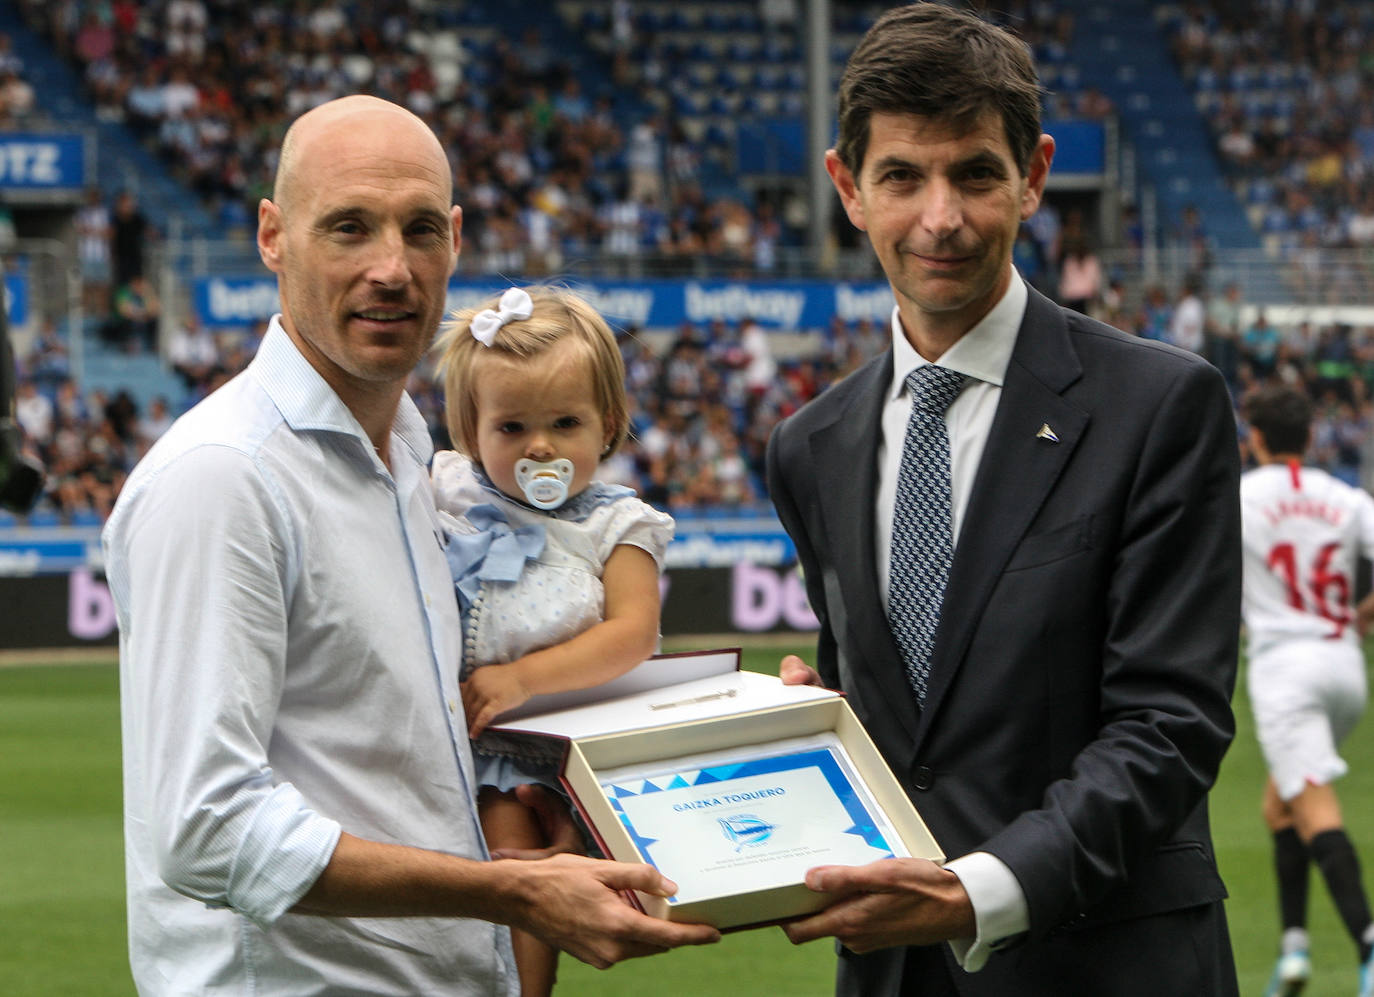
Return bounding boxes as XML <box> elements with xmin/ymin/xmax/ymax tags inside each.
<box><xmin>443</xmin><ymin>503</ymin><xmax>546</xmax><ymax>613</ymax></box>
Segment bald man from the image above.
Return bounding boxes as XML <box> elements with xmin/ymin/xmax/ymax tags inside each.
<box><xmin>103</xmin><ymin>96</ymin><xmax>717</xmax><ymax>996</ymax></box>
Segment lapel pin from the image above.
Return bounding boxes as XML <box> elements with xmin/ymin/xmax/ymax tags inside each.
<box><xmin>1036</xmin><ymin>423</ymin><xmax>1060</xmax><ymax>443</ymax></box>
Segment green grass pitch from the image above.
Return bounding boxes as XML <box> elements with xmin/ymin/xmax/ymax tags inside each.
<box><xmin>3</xmin><ymin>644</ymin><xmax>1372</xmax><ymax>995</ymax></box>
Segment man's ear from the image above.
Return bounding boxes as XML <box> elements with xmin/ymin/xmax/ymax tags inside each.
<box><xmin>449</xmin><ymin>204</ymin><xmax>463</xmax><ymax>268</ymax></box>
<box><xmin>1020</xmin><ymin>134</ymin><xmax>1056</xmax><ymax>221</ymax></box>
<box><xmin>825</xmin><ymin>149</ymin><xmax>868</xmax><ymax>233</ymax></box>
<box><xmin>257</xmin><ymin>199</ymin><xmax>284</xmax><ymax>274</ymax></box>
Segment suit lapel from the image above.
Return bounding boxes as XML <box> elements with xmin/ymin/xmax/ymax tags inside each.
<box><xmin>808</xmin><ymin>352</ymin><xmax>922</xmax><ymax>746</ymax></box>
<box><xmin>916</xmin><ymin>287</ymin><xmax>1089</xmax><ymax>740</ymax></box>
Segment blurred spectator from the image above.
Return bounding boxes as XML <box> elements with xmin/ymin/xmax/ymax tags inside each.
<box><xmin>752</xmin><ymin>198</ymin><xmax>781</xmax><ymax>274</ymax></box>
<box><xmin>710</xmin><ymin>431</ymin><xmax>759</xmax><ymax>507</ymax></box>
<box><xmin>1205</xmin><ymin>281</ymin><xmax>1243</xmax><ymax>391</ymax></box>
<box><xmin>759</xmin><ymin>0</ymin><xmax>799</xmax><ymax>33</ymax></box>
<box><xmin>104</xmin><ymin>275</ymin><xmax>162</xmax><ymax>354</ymax></box>
<box><xmin>14</xmin><ymin>378</ymin><xmax>54</xmax><ymax>448</ymax></box>
<box><xmin>739</xmin><ymin>317</ymin><xmax>776</xmax><ymax>407</ymax></box>
<box><xmin>165</xmin><ymin>0</ymin><xmax>208</xmax><ymax>59</ymax></box>
<box><xmin>626</xmin><ymin>115</ymin><xmax>665</xmax><ymax>206</ymax></box>
<box><xmin>23</xmin><ymin>321</ymin><xmax>71</xmax><ymax>390</ymax></box>
<box><xmin>110</xmin><ymin>190</ymin><xmax>150</xmax><ymax>289</ymax></box>
<box><xmin>0</xmin><ymin>31</ymin><xmax>22</xmax><ymax>76</ymax></box>
<box><xmin>1013</xmin><ymin>223</ymin><xmax>1051</xmax><ymax>296</ymax></box>
<box><xmin>1242</xmin><ymin>309</ymin><xmax>1282</xmax><ymax>382</ymax></box>
<box><xmin>52</xmin><ymin>378</ymin><xmax>87</xmax><ymax>425</ymax></box>
<box><xmin>1056</xmin><ymin>235</ymin><xmax>1103</xmax><ymax>315</ymax></box>
<box><xmin>1168</xmin><ymin>275</ymin><xmax>1205</xmax><ymax>355</ymax></box>
<box><xmin>0</xmin><ymin>66</ymin><xmax>35</xmax><ymax>122</ymax></box>
<box><xmin>1174</xmin><ymin>203</ymin><xmax>1211</xmax><ymax>276</ymax></box>
<box><xmin>1025</xmin><ymin>199</ymin><xmax>1062</xmax><ymax>282</ymax></box>
<box><xmin>166</xmin><ymin>315</ymin><xmax>220</xmax><ymax>391</ymax></box>
<box><xmin>75</xmin><ymin>187</ymin><xmax>113</xmax><ymax>315</ymax></box>
<box><xmin>1137</xmin><ymin>284</ymin><xmax>1173</xmax><ymax>342</ymax></box>
<box><xmin>134</xmin><ymin>396</ymin><xmax>174</xmax><ymax>452</ymax></box>
<box><xmin>1311</xmin><ymin>324</ymin><xmax>1359</xmax><ymax>406</ymax></box>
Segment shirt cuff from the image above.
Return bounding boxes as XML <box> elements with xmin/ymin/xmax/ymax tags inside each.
<box><xmin>225</xmin><ymin>782</ymin><xmax>342</xmax><ymax>929</ymax></box>
<box><xmin>943</xmin><ymin>851</ymin><xmax>1029</xmax><ymax>972</ymax></box>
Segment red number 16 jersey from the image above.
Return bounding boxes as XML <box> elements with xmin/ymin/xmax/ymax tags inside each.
<box><xmin>1240</xmin><ymin>461</ymin><xmax>1374</xmax><ymax>654</ymax></box>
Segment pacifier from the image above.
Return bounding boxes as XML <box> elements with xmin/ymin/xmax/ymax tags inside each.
<box><xmin>515</xmin><ymin>458</ymin><xmax>575</xmax><ymax>510</ymax></box>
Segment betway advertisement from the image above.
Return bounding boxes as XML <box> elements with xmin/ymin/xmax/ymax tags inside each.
<box><xmin>195</xmin><ymin>277</ymin><xmax>893</xmax><ymax>331</ymax></box>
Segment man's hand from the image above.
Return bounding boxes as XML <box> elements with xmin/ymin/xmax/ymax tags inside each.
<box><xmin>781</xmin><ymin>858</ymin><xmax>975</xmax><ymax>953</ymax></box>
<box><xmin>489</xmin><ymin>783</ymin><xmax>584</xmax><ymax>860</ymax></box>
<box><xmin>507</xmin><ymin>854</ymin><xmax>720</xmax><ymax>968</ymax></box>
<box><xmin>461</xmin><ymin>665</ymin><xmax>530</xmax><ymax>738</ymax></box>
<box><xmin>297</xmin><ymin>833</ymin><xmax>718</xmax><ymax>966</ymax></box>
<box><xmin>779</xmin><ymin>654</ymin><xmax>824</xmax><ymax>687</ymax></box>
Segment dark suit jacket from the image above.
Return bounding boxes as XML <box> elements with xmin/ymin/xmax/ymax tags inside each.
<box><xmin>766</xmin><ymin>285</ymin><xmax>1241</xmax><ymax>996</ymax></box>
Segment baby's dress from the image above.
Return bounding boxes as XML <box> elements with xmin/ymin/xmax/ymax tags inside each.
<box><xmin>432</xmin><ymin>450</ymin><xmax>674</xmax><ymax>791</ymax></box>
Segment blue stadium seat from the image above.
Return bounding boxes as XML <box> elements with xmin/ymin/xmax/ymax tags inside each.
<box><xmin>25</xmin><ymin>508</ymin><xmax>60</xmax><ymax>528</ymax></box>
<box><xmin>70</xmin><ymin>508</ymin><xmax>103</xmax><ymax>528</ymax></box>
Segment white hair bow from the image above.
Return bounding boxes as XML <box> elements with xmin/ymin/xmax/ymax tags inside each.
<box><xmin>470</xmin><ymin>287</ymin><xmax>534</xmax><ymax>346</ymax></box>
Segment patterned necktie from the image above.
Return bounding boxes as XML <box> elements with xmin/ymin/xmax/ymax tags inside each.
<box><xmin>888</xmin><ymin>364</ymin><xmax>966</xmax><ymax>706</ymax></box>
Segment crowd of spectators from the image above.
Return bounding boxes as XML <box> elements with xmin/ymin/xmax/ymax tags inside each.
<box><xmin>9</xmin><ymin>0</ymin><xmax>1119</xmax><ymax>283</ymax></box>
<box><xmin>1168</xmin><ymin>1</ymin><xmax>1374</xmax><ymax>265</ymax></box>
<box><xmin>11</xmin><ymin>0</ymin><xmax>825</xmax><ymax>277</ymax></box>
<box><xmin>5</xmin><ymin>304</ymin><xmax>889</xmax><ymax>524</ymax></box>
<box><xmin>14</xmin><ymin>269</ymin><xmax>1374</xmax><ymax>528</ymax></box>
<box><xmin>10</xmin><ymin>2</ymin><xmax>1374</xmax><ymax>526</ymax></box>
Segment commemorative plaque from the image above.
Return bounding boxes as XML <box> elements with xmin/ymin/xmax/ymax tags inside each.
<box><xmin>486</xmin><ymin>650</ymin><xmax>943</xmax><ymax>929</ymax></box>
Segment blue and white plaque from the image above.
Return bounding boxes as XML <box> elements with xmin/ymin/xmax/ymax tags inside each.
<box><xmin>600</xmin><ymin>733</ymin><xmax>909</xmax><ymax>903</ymax></box>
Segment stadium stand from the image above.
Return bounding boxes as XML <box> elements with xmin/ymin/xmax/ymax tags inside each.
<box><xmin>1164</xmin><ymin>2</ymin><xmax>1374</xmax><ymax>285</ymax></box>
<box><xmin>5</xmin><ymin>0</ymin><xmax>1374</xmax><ymax>533</ymax></box>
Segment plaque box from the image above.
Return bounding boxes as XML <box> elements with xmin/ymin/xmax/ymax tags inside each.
<box><xmin>486</xmin><ymin>649</ymin><xmax>943</xmax><ymax>929</ymax></box>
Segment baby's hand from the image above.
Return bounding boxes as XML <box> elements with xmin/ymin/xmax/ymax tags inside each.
<box><xmin>461</xmin><ymin>666</ymin><xmax>532</xmax><ymax>739</ymax></box>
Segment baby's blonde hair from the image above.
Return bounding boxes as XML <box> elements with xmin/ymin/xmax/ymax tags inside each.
<box><xmin>434</xmin><ymin>286</ymin><xmax>629</xmax><ymax>462</ymax></box>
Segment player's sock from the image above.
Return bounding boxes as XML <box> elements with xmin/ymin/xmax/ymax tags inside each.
<box><xmin>1308</xmin><ymin>828</ymin><xmax>1373</xmax><ymax>958</ymax></box>
<box><xmin>1274</xmin><ymin>827</ymin><xmax>1310</xmax><ymax>935</ymax></box>
<box><xmin>1281</xmin><ymin>926</ymin><xmax>1309</xmax><ymax>956</ymax></box>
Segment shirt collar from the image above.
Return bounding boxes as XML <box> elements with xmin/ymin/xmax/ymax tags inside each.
<box><xmin>888</xmin><ymin>271</ymin><xmax>1027</xmax><ymax>401</ymax></box>
<box><xmin>249</xmin><ymin>315</ymin><xmax>433</xmax><ymax>465</ymax></box>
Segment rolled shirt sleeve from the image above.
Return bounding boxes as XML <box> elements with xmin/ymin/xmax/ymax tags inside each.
<box><xmin>109</xmin><ymin>442</ymin><xmax>341</xmax><ymax>926</ymax></box>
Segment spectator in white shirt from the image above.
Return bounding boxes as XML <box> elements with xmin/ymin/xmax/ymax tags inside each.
<box><xmin>1169</xmin><ymin>275</ymin><xmax>1206</xmax><ymax>355</ymax></box>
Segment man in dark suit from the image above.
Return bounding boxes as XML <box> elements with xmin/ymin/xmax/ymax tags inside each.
<box><xmin>766</xmin><ymin>6</ymin><xmax>1241</xmax><ymax>995</ymax></box>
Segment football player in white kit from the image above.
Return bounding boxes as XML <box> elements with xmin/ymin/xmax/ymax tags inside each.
<box><xmin>1242</xmin><ymin>385</ymin><xmax>1374</xmax><ymax>997</ymax></box>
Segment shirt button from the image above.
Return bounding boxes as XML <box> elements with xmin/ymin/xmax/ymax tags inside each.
<box><xmin>911</xmin><ymin>765</ymin><xmax>935</xmax><ymax>791</ymax></box>
<box><xmin>448</xmin><ymin>699</ymin><xmax>457</xmax><ymax>714</ymax></box>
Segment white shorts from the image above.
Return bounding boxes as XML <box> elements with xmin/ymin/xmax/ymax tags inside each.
<box><xmin>1247</xmin><ymin>639</ymin><xmax>1367</xmax><ymax>801</ymax></box>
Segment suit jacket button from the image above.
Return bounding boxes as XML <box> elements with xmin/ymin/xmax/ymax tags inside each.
<box><xmin>912</xmin><ymin>765</ymin><xmax>934</xmax><ymax>790</ymax></box>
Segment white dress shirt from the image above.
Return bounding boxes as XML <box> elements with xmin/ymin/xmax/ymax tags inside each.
<box><xmin>103</xmin><ymin>317</ymin><xmax>516</xmax><ymax>996</ymax></box>
<box><xmin>875</xmin><ymin>275</ymin><xmax>1031</xmax><ymax>970</ymax></box>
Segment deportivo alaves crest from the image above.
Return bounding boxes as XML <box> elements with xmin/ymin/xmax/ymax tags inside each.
<box><xmin>717</xmin><ymin>813</ymin><xmax>776</xmax><ymax>851</ymax></box>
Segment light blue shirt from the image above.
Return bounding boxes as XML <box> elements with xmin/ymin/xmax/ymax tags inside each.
<box><xmin>103</xmin><ymin>317</ymin><xmax>516</xmax><ymax>996</ymax></box>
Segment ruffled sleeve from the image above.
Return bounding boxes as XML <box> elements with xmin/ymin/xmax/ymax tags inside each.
<box><xmin>593</xmin><ymin>495</ymin><xmax>675</xmax><ymax>569</ymax></box>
